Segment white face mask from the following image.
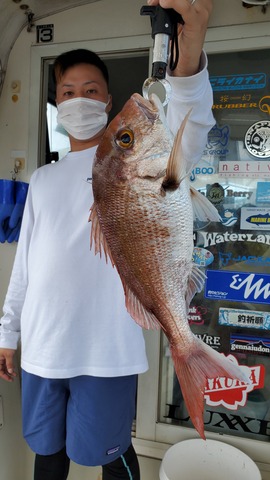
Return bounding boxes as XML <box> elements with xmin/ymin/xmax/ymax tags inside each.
<box><xmin>56</xmin><ymin>97</ymin><xmax>109</xmax><ymax>140</ymax></box>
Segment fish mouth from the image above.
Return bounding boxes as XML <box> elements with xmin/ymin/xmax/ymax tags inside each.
<box><xmin>131</xmin><ymin>92</ymin><xmax>166</xmax><ymax>125</ymax></box>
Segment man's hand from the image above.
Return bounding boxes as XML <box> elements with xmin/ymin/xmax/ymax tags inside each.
<box><xmin>0</xmin><ymin>349</ymin><xmax>17</xmax><ymax>382</ymax></box>
<box><xmin>147</xmin><ymin>0</ymin><xmax>213</xmax><ymax>76</ymax></box>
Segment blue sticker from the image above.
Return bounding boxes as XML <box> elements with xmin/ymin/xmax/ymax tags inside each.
<box><xmin>210</xmin><ymin>73</ymin><xmax>266</xmax><ymax>92</ymax></box>
<box><xmin>218</xmin><ymin>251</ymin><xmax>270</xmax><ymax>268</ymax></box>
<box><xmin>230</xmin><ymin>334</ymin><xmax>270</xmax><ymax>356</ymax></box>
<box><xmin>240</xmin><ymin>207</ymin><xmax>270</xmax><ymax>230</ymax></box>
<box><xmin>220</xmin><ymin>209</ymin><xmax>238</xmax><ymax>227</ymax></box>
<box><xmin>192</xmin><ymin>247</ymin><xmax>214</xmax><ymax>267</ymax></box>
<box><xmin>190</xmin><ymin>165</ymin><xmax>215</xmax><ymax>182</ymax></box>
<box><xmin>246</xmin><ymin>212</ymin><xmax>270</xmax><ymax>226</ymax></box>
<box><xmin>205</xmin><ymin>270</ymin><xmax>270</xmax><ymax>305</ymax></box>
<box><xmin>256</xmin><ymin>182</ymin><xmax>270</xmax><ymax>204</ymax></box>
<box><xmin>207</xmin><ymin>125</ymin><xmax>230</xmax><ymax>149</ymax></box>
<box><xmin>219</xmin><ymin>307</ymin><xmax>270</xmax><ymax>330</ymax></box>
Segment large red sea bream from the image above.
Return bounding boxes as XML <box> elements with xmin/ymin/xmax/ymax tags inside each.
<box><xmin>89</xmin><ymin>92</ymin><xmax>248</xmax><ymax>438</ymax></box>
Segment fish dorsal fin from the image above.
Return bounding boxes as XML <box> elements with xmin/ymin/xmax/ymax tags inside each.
<box><xmin>186</xmin><ymin>264</ymin><xmax>206</xmax><ymax>308</ymax></box>
<box><xmin>89</xmin><ymin>203</ymin><xmax>115</xmax><ymax>267</ymax></box>
<box><xmin>125</xmin><ymin>285</ymin><xmax>161</xmax><ymax>330</ymax></box>
<box><xmin>190</xmin><ymin>186</ymin><xmax>221</xmax><ymax>223</ymax></box>
<box><xmin>162</xmin><ymin>109</ymin><xmax>192</xmax><ymax>192</ymax></box>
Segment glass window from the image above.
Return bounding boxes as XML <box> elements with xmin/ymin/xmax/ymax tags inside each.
<box><xmin>44</xmin><ymin>51</ymin><xmax>149</xmax><ymax>165</ymax></box>
<box><xmin>46</xmin><ymin>102</ymin><xmax>69</xmax><ymax>161</ymax></box>
<box><xmin>158</xmin><ymin>48</ymin><xmax>270</xmax><ymax>443</ymax></box>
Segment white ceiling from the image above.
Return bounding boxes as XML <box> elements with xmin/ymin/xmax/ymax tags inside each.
<box><xmin>0</xmin><ymin>0</ymin><xmax>101</xmax><ymax>93</ymax></box>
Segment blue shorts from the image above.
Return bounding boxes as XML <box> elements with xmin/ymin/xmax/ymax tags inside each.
<box><xmin>21</xmin><ymin>370</ymin><xmax>137</xmax><ymax>466</ymax></box>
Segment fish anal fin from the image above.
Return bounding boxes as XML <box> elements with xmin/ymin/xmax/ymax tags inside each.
<box><xmin>89</xmin><ymin>203</ymin><xmax>115</xmax><ymax>266</ymax></box>
<box><xmin>170</xmin><ymin>339</ymin><xmax>250</xmax><ymax>439</ymax></box>
<box><xmin>190</xmin><ymin>187</ymin><xmax>221</xmax><ymax>223</ymax></box>
<box><xmin>186</xmin><ymin>264</ymin><xmax>206</xmax><ymax>308</ymax></box>
<box><xmin>162</xmin><ymin>109</ymin><xmax>192</xmax><ymax>192</ymax></box>
<box><xmin>125</xmin><ymin>285</ymin><xmax>160</xmax><ymax>330</ymax></box>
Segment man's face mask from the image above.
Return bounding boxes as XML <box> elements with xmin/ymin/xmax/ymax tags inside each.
<box><xmin>56</xmin><ymin>97</ymin><xmax>109</xmax><ymax>140</ymax></box>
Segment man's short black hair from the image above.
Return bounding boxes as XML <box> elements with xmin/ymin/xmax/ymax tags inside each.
<box><xmin>52</xmin><ymin>48</ymin><xmax>109</xmax><ymax>87</ymax></box>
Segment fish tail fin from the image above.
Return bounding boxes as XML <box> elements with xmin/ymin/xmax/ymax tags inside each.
<box><xmin>170</xmin><ymin>339</ymin><xmax>249</xmax><ymax>439</ymax></box>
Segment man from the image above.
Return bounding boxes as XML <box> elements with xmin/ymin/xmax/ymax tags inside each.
<box><xmin>0</xmin><ymin>0</ymin><xmax>214</xmax><ymax>479</ymax></box>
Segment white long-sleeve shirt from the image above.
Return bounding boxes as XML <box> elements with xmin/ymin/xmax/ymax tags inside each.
<box><xmin>0</xmin><ymin>53</ymin><xmax>215</xmax><ymax>378</ymax></box>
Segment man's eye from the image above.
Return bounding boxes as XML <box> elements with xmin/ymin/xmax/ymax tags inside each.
<box><xmin>115</xmin><ymin>128</ymin><xmax>134</xmax><ymax>149</ymax></box>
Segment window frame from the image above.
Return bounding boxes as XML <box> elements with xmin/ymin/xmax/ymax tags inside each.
<box><xmin>28</xmin><ymin>35</ymin><xmax>152</xmax><ymax>173</ymax></box>
<box><xmin>135</xmin><ymin>21</ymin><xmax>270</xmax><ymax>475</ymax></box>
<box><xmin>27</xmin><ymin>23</ymin><xmax>270</xmax><ymax>475</ymax></box>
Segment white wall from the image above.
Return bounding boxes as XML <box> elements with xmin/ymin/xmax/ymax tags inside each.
<box><xmin>1</xmin><ymin>0</ymin><xmax>270</xmax><ymax>478</ymax></box>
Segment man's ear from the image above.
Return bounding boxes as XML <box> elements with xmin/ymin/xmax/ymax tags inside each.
<box><xmin>106</xmin><ymin>94</ymin><xmax>113</xmax><ymax>113</ymax></box>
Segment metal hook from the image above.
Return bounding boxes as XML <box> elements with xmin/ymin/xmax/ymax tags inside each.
<box><xmin>142</xmin><ymin>77</ymin><xmax>172</xmax><ymax>106</ymax></box>
<box><xmin>10</xmin><ymin>164</ymin><xmax>18</xmax><ymax>181</ymax></box>
<box><xmin>140</xmin><ymin>6</ymin><xmax>183</xmax><ymax>107</ymax></box>
<box><xmin>25</xmin><ymin>10</ymin><xmax>35</xmax><ymax>32</ymax></box>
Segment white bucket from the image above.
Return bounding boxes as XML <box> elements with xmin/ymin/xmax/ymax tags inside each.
<box><xmin>159</xmin><ymin>439</ymin><xmax>261</xmax><ymax>480</ymax></box>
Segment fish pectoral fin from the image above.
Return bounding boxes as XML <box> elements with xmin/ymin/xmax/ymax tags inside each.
<box><xmin>125</xmin><ymin>285</ymin><xmax>160</xmax><ymax>330</ymax></box>
<box><xmin>89</xmin><ymin>203</ymin><xmax>115</xmax><ymax>266</ymax></box>
<box><xmin>186</xmin><ymin>264</ymin><xmax>206</xmax><ymax>307</ymax></box>
<box><xmin>190</xmin><ymin>187</ymin><xmax>221</xmax><ymax>222</ymax></box>
<box><xmin>161</xmin><ymin>109</ymin><xmax>192</xmax><ymax>192</ymax></box>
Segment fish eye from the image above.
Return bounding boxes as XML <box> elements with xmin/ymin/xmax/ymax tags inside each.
<box><xmin>115</xmin><ymin>128</ymin><xmax>134</xmax><ymax>149</ymax></box>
